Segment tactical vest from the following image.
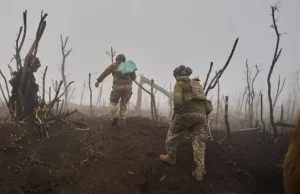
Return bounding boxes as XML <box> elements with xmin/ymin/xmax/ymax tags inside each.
<box><xmin>176</xmin><ymin>77</ymin><xmax>206</xmax><ymax>103</ymax></box>
<box><xmin>176</xmin><ymin>77</ymin><xmax>213</xmax><ymax>115</ymax></box>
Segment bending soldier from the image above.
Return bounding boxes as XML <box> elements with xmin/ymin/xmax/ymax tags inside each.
<box><xmin>160</xmin><ymin>65</ymin><xmax>210</xmax><ymax>182</ymax></box>
<box><xmin>9</xmin><ymin>55</ymin><xmax>41</xmax><ymax>119</ymax></box>
<box><xmin>95</xmin><ymin>54</ymin><xmax>136</xmax><ymax>128</ymax></box>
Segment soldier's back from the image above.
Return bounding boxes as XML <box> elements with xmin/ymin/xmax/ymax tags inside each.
<box><xmin>283</xmin><ymin>115</ymin><xmax>300</xmax><ymax>194</ymax></box>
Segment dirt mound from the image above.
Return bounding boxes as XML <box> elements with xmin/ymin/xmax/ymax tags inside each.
<box><xmin>0</xmin><ymin>117</ymin><xmax>289</xmax><ymax>194</ymax></box>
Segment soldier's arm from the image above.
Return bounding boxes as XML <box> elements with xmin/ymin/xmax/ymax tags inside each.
<box><xmin>130</xmin><ymin>71</ymin><xmax>137</xmax><ymax>81</ymax></box>
<box><xmin>96</xmin><ymin>64</ymin><xmax>114</xmax><ymax>83</ymax></box>
<box><xmin>173</xmin><ymin>83</ymin><xmax>183</xmax><ymax>115</ymax></box>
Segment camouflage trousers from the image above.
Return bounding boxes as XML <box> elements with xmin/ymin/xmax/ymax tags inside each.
<box><xmin>109</xmin><ymin>85</ymin><xmax>133</xmax><ymax>118</ymax></box>
<box><xmin>166</xmin><ymin>113</ymin><xmax>207</xmax><ymax>171</ymax></box>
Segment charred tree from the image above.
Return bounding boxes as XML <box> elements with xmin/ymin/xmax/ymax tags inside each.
<box><xmin>280</xmin><ymin>103</ymin><xmax>284</xmax><ymax>135</ymax></box>
<box><xmin>267</xmin><ymin>3</ymin><xmax>283</xmax><ymax>138</ymax></box>
<box><xmin>245</xmin><ymin>60</ymin><xmax>260</xmax><ymax>127</ymax></box>
<box><xmin>1</xmin><ymin>10</ymin><xmax>49</xmax><ymax>121</ymax></box>
<box><xmin>88</xmin><ymin>73</ymin><xmax>93</xmax><ymax>118</ymax></box>
<box><xmin>41</xmin><ymin>66</ymin><xmax>48</xmax><ymax>103</ymax></box>
<box><xmin>215</xmin><ymin>80</ymin><xmax>220</xmax><ymax>128</ymax></box>
<box><xmin>48</xmin><ymin>87</ymin><xmax>51</xmax><ymax>102</ymax></box>
<box><xmin>261</xmin><ymin>93</ymin><xmax>266</xmax><ymax>139</ymax></box>
<box><xmin>60</xmin><ymin>34</ymin><xmax>72</xmax><ymax>110</ymax></box>
<box><xmin>224</xmin><ymin>96</ymin><xmax>231</xmax><ymax>144</ymax></box>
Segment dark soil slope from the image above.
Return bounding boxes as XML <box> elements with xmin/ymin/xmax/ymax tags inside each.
<box><xmin>0</xmin><ymin>116</ymin><xmax>290</xmax><ymax>194</ymax></box>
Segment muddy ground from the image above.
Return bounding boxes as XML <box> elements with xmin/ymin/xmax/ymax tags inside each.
<box><xmin>0</xmin><ymin>114</ymin><xmax>290</xmax><ymax>194</ymax></box>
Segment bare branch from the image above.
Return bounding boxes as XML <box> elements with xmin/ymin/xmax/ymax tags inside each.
<box><xmin>0</xmin><ymin>70</ymin><xmax>11</xmax><ymax>101</ymax></box>
<box><xmin>272</xmin><ymin>74</ymin><xmax>286</xmax><ymax>108</ymax></box>
<box><xmin>205</xmin><ymin>38</ymin><xmax>239</xmax><ymax>96</ymax></box>
<box><xmin>203</xmin><ymin>62</ymin><xmax>213</xmax><ymax>91</ymax></box>
<box><xmin>60</xmin><ymin>34</ymin><xmax>72</xmax><ymax>110</ymax></box>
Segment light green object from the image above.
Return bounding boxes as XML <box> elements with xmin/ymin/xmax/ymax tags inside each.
<box><xmin>117</xmin><ymin>60</ymin><xmax>137</xmax><ymax>76</ymax></box>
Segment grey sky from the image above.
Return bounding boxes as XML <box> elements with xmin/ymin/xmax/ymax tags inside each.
<box><xmin>0</xmin><ymin>0</ymin><xmax>299</xmax><ymax>114</ymax></box>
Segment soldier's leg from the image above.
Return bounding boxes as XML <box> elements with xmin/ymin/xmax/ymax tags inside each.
<box><xmin>189</xmin><ymin>118</ymin><xmax>207</xmax><ymax>181</ymax></box>
<box><xmin>119</xmin><ymin>85</ymin><xmax>132</xmax><ymax>118</ymax></box>
<box><xmin>109</xmin><ymin>86</ymin><xmax>122</xmax><ymax>125</ymax></box>
<box><xmin>118</xmin><ymin>85</ymin><xmax>132</xmax><ymax>128</ymax></box>
<box><xmin>160</xmin><ymin>117</ymin><xmax>189</xmax><ymax>165</ymax></box>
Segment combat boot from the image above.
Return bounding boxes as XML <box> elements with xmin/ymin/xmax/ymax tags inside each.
<box><xmin>192</xmin><ymin>167</ymin><xmax>204</xmax><ymax>182</ymax></box>
<box><xmin>118</xmin><ymin>117</ymin><xmax>126</xmax><ymax>129</ymax></box>
<box><xmin>111</xmin><ymin>117</ymin><xmax>119</xmax><ymax>126</ymax></box>
<box><xmin>159</xmin><ymin>154</ymin><xmax>176</xmax><ymax>165</ymax></box>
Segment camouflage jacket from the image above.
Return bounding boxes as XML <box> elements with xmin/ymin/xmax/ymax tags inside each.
<box><xmin>97</xmin><ymin>62</ymin><xmax>137</xmax><ymax>86</ymax></box>
<box><xmin>173</xmin><ymin>76</ymin><xmax>206</xmax><ymax>115</ymax></box>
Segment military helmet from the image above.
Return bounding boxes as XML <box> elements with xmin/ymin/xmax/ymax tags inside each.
<box><xmin>173</xmin><ymin>65</ymin><xmax>193</xmax><ymax>77</ymax></box>
<box><xmin>115</xmin><ymin>54</ymin><xmax>126</xmax><ymax>62</ymax></box>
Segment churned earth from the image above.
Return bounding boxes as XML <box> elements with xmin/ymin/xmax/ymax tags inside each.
<box><xmin>0</xmin><ymin>114</ymin><xmax>289</xmax><ymax>194</ymax></box>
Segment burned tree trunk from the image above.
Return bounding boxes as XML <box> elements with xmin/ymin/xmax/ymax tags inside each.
<box><xmin>2</xmin><ymin>10</ymin><xmax>48</xmax><ymax>121</ymax></box>
<box><xmin>286</xmin><ymin>97</ymin><xmax>291</xmax><ymax>121</ymax></box>
<box><xmin>60</xmin><ymin>34</ymin><xmax>72</xmax><ymax>110</ymax></box>
<box><xmin>261</xmin><ymin>93</ymin><xmax>266</xmax><ymax>139</ymax></box>
<box><xmin>245</xmin><ymin>61</ymin><xmax>260</xmax><ymax>128</ymax></box>
<box><xmin>215</xmin><ymin>80</ymin><xmax>220</xmax><ymax>128</ymax></box>
<box><xmin>106</xmin><ymin>47</ymin><xmax>116</xmax><ymax>64</ymax></box>
<box><xmin>48</xmin><ymin>87</ymin><xmax>51</xmax><ymax>103</ymax></box>
<box><xmin>255</xmin><ymin>91</ymin><xmax>261</xmax><ymax>122</ymax></box>
<box><xmin>280</xmin><ymin>103</ymin><xmax>284</xmax><ymax>135</ymax></box>
<box><xmin>41</xmin><ymin>66</ymin><xmax>48</xmax><ymax>104</ymax></box>
<box><xmin>224</xmin><ymin>96</ymin><xmax>231</xmax><ymax>144</ymax></box>
<box><xmin>267</xmin><ymin>3</ymin><xmax>283</xmax><ymax>138</ymax></box>
<box><xmin>88</xmin><ymin>73</ymin><xmax>93</xmax><ymax>118</ymax></box>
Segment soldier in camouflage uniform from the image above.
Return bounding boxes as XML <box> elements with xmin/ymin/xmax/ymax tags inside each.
<box><xmin>160</xmin><ymin>65</ymin><xmax>208</xmax><ymax>182</ymax></box>
<box><xmin>95</xmin><ymin>54</ymin><xmax>136</xmax><ymax>128</ymax></box>
<box><xmin>9</xmin><ymin>55</ymin><xmax>41</xmax><ymax>119</ymax></box>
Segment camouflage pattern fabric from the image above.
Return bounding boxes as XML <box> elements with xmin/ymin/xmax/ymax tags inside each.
<box><xmin>173</xmin><ymin>76</ymin><xmax>206</xmax><ymax>115</ymax></box>
<box><xmin>109</xmin><ymin>85</ymin><xmax>133</xmax><ymax>118</ymax></box>
<box><xmin>166</xmin><ymin>113</ymin><xmax>207</xmax><ymax>172</ymax></box>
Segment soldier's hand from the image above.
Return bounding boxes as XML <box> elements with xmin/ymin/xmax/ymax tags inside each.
<box><xmin>95</xmin><ymin>81</ymin><xmax>100</xmax><ymax>88</ymax></box>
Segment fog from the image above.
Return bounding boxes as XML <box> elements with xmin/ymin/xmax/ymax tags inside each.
<box><xmin>0</xmin><ymin>0</ymin><xmax>299</xmax><ymax>116</ymax></box>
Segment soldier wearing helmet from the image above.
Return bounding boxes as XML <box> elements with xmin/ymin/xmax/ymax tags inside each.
<box><xmin>160</xmin><ymin>65</ymin><xmax>209</xmax><ymax>182</ymax></box>
<box><xmin>95</xmin><ymin>54</ymin><xmax>136</xmax><ymax>128</ymax></box>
